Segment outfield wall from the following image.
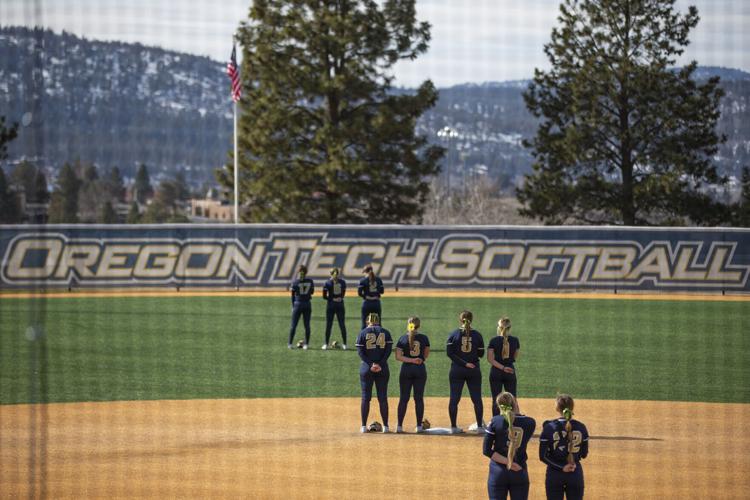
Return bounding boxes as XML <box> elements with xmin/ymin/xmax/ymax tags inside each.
<box><xmin>1</xmin><ymin>224</ymin><xmax>749</xmax><ymax>292</ymax></box>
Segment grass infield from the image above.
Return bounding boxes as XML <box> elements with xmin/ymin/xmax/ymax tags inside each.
<box><xmin>1</xmin><ymin>295</ymin><xmax>748</xmax><ymax>405</ymax></box>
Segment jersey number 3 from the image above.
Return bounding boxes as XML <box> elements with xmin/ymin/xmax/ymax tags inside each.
<box><xmin>409</xmin><ymin>341</ymin><xmax>421</xmax><ymax>357</ymax></box>
<box><xmin>366</xmin><ymin>332</ymin><xmax>386</xmax><ymax>349</ymax></box>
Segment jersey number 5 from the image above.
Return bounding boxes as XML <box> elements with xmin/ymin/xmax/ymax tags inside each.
<box><xmin>461</xmin><ymin>336</ymin><xmax>472</xmax><ymax>353</ymax></box>
<box><xmin>366</xmin><ymin>332</ymin><xmax>386</xmax><ymax>349</ymax></box>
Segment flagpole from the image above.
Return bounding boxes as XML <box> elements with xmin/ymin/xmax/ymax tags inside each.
<box><xmin>233</xmin><ymin>99</ymin><xmax>238</xmax><ymax>224</ymax></box>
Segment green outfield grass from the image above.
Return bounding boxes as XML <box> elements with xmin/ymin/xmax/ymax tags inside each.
<box><xmin>1</xmin><ymin>295</ymin><xmax>748</xmax><ymax>405</ymax></box>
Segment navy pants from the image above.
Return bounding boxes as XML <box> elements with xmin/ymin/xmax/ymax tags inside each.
<box><xmin>325</xmin><ymin>302</ymin><xmax>347</xmax><ymax>344</ymax></box>
<box><xmin>489</xmin><ymin>367</ymin><xmax>517</xmax><ymax>416</ymax></box>
<box><xmin>360</xmin><ymin>363</ymin><xmax>390</xmax><ymax>426</ymax></box>
<box><xmin>288</xmin><ymin>302</ymin><xmax>311</xmax><ymax>345</ymax></box>
<box><xmin>361</xmin><ymin>300</ymin><xmax>381</xmax><ymax>329</ymax></box>
<box><xmin>448</xmin><ymin>364</ymin><xmax>483</xmax><ymax>428</ymax></box>
<box><xmin>545</xmin><ymin>466</ymin><xmax>584</xmax><ymax>500</ymax></box>
<box><xmin>397</xmin><ymin>364</ymin><xmax>427</xmax><ymax>427</ymax></box>
<box><xmin>488</xmin><ymin>461</ymin><xmax>529</xmax><ymax>500</ymax></box>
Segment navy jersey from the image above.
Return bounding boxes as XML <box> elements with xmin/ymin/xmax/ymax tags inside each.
<box><xmin>539</xmin><ymin>418</ymin><xmax>589</xmax><ymax>469</ymax></box>
<box><xmin>358</xmin><ymin>277</ymin><xmax>384</xmax><ymax>301</ymax></box>
<box><xmin>290</xmin><ymin>277</ymin><xmax>314</xmax><ymax>304</ymax></box>
<box><xmin>356</xmin><ymin>325</ymin><xmax>393</xmax><ymax>366</ymax></box>
<box><xmin>484</xmin><ymin>414</ymin><xmax>537</xmax><ymax>467</ymax></box>
<box><xmin>395</xmin><ymin>333</ymin><xmax>430</xmax><ymax>361</ymax></box>
<box><xmin>323</xmin><ymin>278</ymin><xmax>346</xmax><ymax>303</ymax></box>
<box><xmin>488</xmin><ymin>335</ymin><xmax>520</xmax><ymax>367</ymax></box>
<box><xmin>446</xmin><ymin>329</ymin><xmax>485</xmax><ymax>366</ymax></box>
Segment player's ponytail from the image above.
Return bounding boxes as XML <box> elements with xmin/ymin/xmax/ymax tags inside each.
<box><xmin>496</xmin><ymin>392</ymin><xmax>517</xmax><ymax>469</ymax></box>
<box><xmin>363</xmin><ymin>264</ymin><xmax>376</xmax><ymax>287</ymax></box>
<box><xmin>556</xmin><ymin>394</ymin><xmax>576</xmax><ymax>466</ymax></box>
<box><xmin>497</xmin><ymin>317</ymin><xmax>511</xmax><ymax>359</ymax></box>
<box><xmin>459</xmin><ymin>310</ymin><xmax>473</xmax><ymax>337</ymax></box>
<box><xmin>407</xmin><ymin>316</ymin><xmax>420</xmax><ymax>351</ymax></box>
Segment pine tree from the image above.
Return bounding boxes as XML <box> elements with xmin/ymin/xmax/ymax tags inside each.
<box><xmin>34</xmin><ymin>169</ymin><xmax>50</xmax><ymax>204</ymax></box>
<box><xmin>100</xmin><ymin>200</ymin><xmax>117</xmax><ymax>223</ymax></box>
<box><xmin>48</xmin><ymin>163</ymin><xmax>80</xmax><ymax>223</ymax></box>
<box><xmin>11</xmin><ymin>161</ymin><xmax>38</xmax><ymax>202</ymax></box>
<box><xmin>0</xmin><ymin>116</ymin><xmax>18</xmax><ymax>161</ymax></box>
<box><xmin>126</xmin><ymin>202</ymin><xmax>140</xmax><ymax>224</ymax></box>
<box><xmin>733</xmin><ymin>166</ymin><xmax>750</xmax><ymax>227</ymax></box>
<box><xmin>134</xmin><ymin>164</ymin><xmax>153</xmax><ymax>204</ymax></box>
<box><xmin>106</xmin><ymin>167</ymin><xmax>126</xmax><ymax>202</ymax></box>
<box><xmin>519</xmin><ymin>0</ymin><xmax>728</xmax><ymax>226</ymax></box>
<box><xmin>221</xmin><ymin>0</ymin><xmax>443</xmax><ymax>223</ymax></box>
<box><xmin>0</xmin><ymin>167</ymin><xmax>21</xmax><ymax>223</ymax></box>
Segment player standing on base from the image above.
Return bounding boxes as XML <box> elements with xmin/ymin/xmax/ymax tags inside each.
<box><xmin>487</xmin><ymin>317</ymin><xmax>520</xmax><ymax>415</ymax></box>
<box><xmin>484</xmin><ymin>392</ymin><xmax>536</xmax><ymax>500</ymax></box>
<box><xmin>322</xmin><ymin>267</ymin><xmax>347</xmax><ymax>350</ymax></box>
<box><xmin>539</xmin><ymin>394</ymin><xmax>589</xmax><ymax>500</ymax></box>
<box><xmin>287</xmin><ymin>264</ymin><xmax>314</xmax><ymax>349</ymax></box>
<box><xmin>395</xmin><ymin>317</ymin><xmax>430</xmax><ymax>433</ymax></box>
<box><xmin>356</xmin><ymin>313</ymin><xmax>393</xmax><ymax>433</ymax></box>
<box><xmin>446</xmin><ymin>310</ymin><xmax>485</xmax><ymax>434</ymax></box>
<box><xmin>358</xmin><ymin>265</ymin><xmax>384</xmax><ymax>330</ymax></box>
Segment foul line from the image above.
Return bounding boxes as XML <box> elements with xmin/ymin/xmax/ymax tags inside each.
<box><xmin>0</xmin><ymin>288</ymin><xmax>748</xmax><ymax>302</ymax></box>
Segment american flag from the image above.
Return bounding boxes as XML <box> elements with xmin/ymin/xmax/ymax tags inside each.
<box><xmin>226</xmin><ymin>45</ymin><xmax>241</xmax><ymax>102</ymax></box>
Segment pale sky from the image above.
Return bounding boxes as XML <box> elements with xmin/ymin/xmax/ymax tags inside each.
<box><xmin>2</xmin><ymin>0</ymin><xmax>748</xmax><ymax>87</ymax></box>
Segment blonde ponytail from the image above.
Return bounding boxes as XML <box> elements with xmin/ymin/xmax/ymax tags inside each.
<box><xmin>459</xmin><ymin>310</ymin><xmax>473</xmax><ymax>337</ymax></box>
<box><xmin>556</xmin><ymin>394</ymin><xmax>576</xmax><ymax>466</ymax></box>
<box><xmin>497</xmin><ymin>317</ymin><xmax>511</xmax><ymax>359</ymax></box>
<box><xmin>407</xmin><ymin>317</ymin><xmax>420</xmax><ymax>351</ymax></box>
<box><xmin>496</xmin><ymin>392</ymin><xmax>517</xmax><ymax>469</ymax></box>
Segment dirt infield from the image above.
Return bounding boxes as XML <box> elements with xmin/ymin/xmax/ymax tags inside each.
<box><xmin>2</xmin><ymin>398</ymin><xmax>748</xmax><ymax>499</ymax></box>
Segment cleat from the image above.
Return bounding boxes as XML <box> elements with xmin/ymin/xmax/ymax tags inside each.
<box><xmin>287</xmin><ymin>344</ymin><xmax>293</xmax><ymax>349</ymax></box>
<box><xmin>396</xmin><ymin>426</ymin><xmax>404</xmax><ymax>433</ymax></box>
<box><xmin>382</xmin><ymin>425</ymin><xmax>390</xmax><ymax>433</ymax></box>
<box><xmin>360</xmin><ymin>426</ymin><xmax>367</xmax><ymax>434</ymax></box>
<box><xmin>322</xmin><ymin>344</ymin><xmax>328</xmax><ymax>350</ymax></box>
<box><xmin>415</xmin><ymin>425</ymin><xmax>424</xmax><ymax>433</ymax></box>
<box><xmin>342</xmin><ymin>344</ymin><xmax>348</xmax><ymax>350</ymax></box>
<box><xmin>450</xmin><ymin>426</ymin><xmax>463</xmax><ymax>435</ymax></box>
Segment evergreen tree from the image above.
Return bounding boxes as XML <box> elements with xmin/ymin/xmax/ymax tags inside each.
<box><xmin>733</xmin><ymin>166</ymin><xmax>750</xmax><ymax>227</ymax></box>
<box><xmin>126</xmin><ymin>201</ymin><xmax>141</xmax><ymax>224</ymax></box>
<box><xmin>106</xmin><ymin>166</ymin><xmax>126</xmax><ymax>202</ymax></box>
<box><xmin>520</xmin><ymin>0</ymin><xmax>728</xmax><ymax>226</ymax></box>
<box><xmin>34</xmin><ymin>169</ymin><xmax>50</xmax><ymax>204</ymax></box>
<box><xmin>11</xmin><ymin>161</ymin><xmax>38</xmax><ymax>202</ymax></box>
<box><xmin>134</xmin><ymin>164</ymin><xmax>153</xmax><ymax>204</ymax></box>
<box><xmin>48</xmin><ymin>163</ymin><xmax>80</xmax><ymax>223</ymax></box>
<box><xmin>222</xmin><ymin>0</ymin><xmax>443</xmax><ymax>223</ymax></box>
<box><xmin>0</xmin><ymin>167</ymin><xmax>21</xmax><ymax>223</ymax></box>
<box><xmin>0</xmin><ymin>116</ymin><xmax>18</xmax><ymax>161</ymax></box>
<box><xmin>100</xmin><ymin>200</ymin><xmax>118</xmax><ymax>223</ymax></box>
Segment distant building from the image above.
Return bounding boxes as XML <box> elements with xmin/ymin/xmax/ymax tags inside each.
<box><xmin>189</xmin><ymin>198</ymin><xmax>233</xmax><ymax>222</ymax></box>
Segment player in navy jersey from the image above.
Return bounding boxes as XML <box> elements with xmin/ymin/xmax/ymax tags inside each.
<box><xmin>321</xmin><ymin>267</ymin><xmax>347</xmax><ymax>350</ymax></box>
<box><xmin>287</xmin><ymin>264</ymin><xmax>314</xmax><ymax>349</ymax></box>
<box><xmin>539</xmin><ymin>394</ymin><xmax>589</xmax><ymax>500</ymax></box>
<box><xmin>357</xmin><ymin>265</ymin><xmax>384</xmax><ymax>330</ymax></box>
<box><xmin>446</xmin><ymin>310</ymin><xmax>485</xmax><ymax>434</ymax></box>
<box><xmin>394</xmin><ymin>317</ymin><xmax>430</xmax><ymax>433</ymax></box>
<box><xmin>355</xmin><ymin>312</ymin><xmax>393</xmax><ymax>433</ymax></box>
<box><xmin>487</xmin><ymin>317</ymin><xmax>521</xmax><ymax>415</ymax></box>
<box><xmin>484</xmin><ymin>392</ymin><xmax>536</xmax><ymax>500</ymax></box>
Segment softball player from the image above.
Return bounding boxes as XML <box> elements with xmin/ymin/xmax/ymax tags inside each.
<box><xmin>539</xmin><ymin>394</ymin><xmax>589</xmax><ymax>500</ymax></box>
<box><xmin>487</xmin><ymin>317</ymin><xmax>520</xmax><ymax>415</ymax></box>
<box><xmin>355</xmin><ymin>312</ymin><xmax>393</xmax><ymax>433</ymax></box>
<box><xmin>394</xmin><ymin>317</ymin><xmax>430</xmax><ymax>433</ymax></box>
<box><xmin>357</xmin><ymin>264</ymin><xmax>384</xmax><ymax>330</ymax></box>
<box><xmin>446</xmin><ymin>310</ymin><xmax>485</xmax><ymax>434</ymax></box>
<box><xmin>321</xmin><ymin>267</ymin><xmax>347</xmax><ymax>350</ymax></box>
<box><xmin>287</xmin><ymin>264</ymin><xmax>314</xmax><ymax>349</ymax></box>
<box><xmin>484</xmin><ymin>392</ymin><xmax>536</xmax><ymax>500</ymax></box>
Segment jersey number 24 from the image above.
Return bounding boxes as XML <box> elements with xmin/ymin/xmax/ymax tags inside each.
<box><xmin>366</xmin><ymin>332</ymin><xmax>386</xmax><ymax>349</ymax></box>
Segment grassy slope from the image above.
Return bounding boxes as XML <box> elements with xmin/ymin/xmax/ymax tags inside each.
<box><xmin>1</xmin><ymin>295</ymin><xmax>748</xmax><ymax>404</ymax></box>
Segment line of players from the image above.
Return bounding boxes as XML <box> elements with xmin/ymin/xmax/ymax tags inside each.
<box><xmin>287</xmin><ymin>264</ymin><xmax>588</xmax><ymax>500</ymax></box>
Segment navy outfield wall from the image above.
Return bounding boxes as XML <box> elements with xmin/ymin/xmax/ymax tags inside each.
<box><xmin>1</xmin><ymin>224</ymin><xmax>749</xmax><ymax>292</ymax></box>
